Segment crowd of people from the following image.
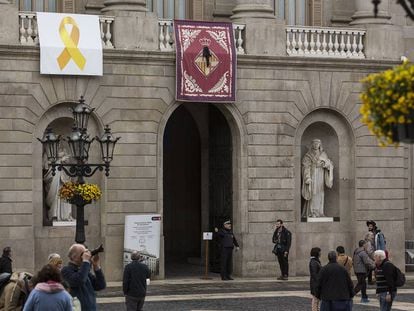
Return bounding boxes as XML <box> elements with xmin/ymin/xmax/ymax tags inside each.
<box><xmin>307</xmin><ymin>220</ymin><xmax>403</xmax><ymax>311</ymax></box>
<box><xmin>0</xmin><ymin>244</ymin><xmax>151</xmax><ymax>311</ymax></box>
<box><xmin>0</xmin><ymin>243</ymin><xmax>106</xmax><ymax>311</ymax></box>
<box><xmin>0</xmin><ymin>219</ymin><xmax>405</xmax><ymax>311</ymax></box>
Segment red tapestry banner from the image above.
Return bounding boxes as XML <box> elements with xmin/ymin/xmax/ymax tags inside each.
<box><xmin>174</xmin><ymin>20</ymin><xmax>236</xmax><ymax>102</ymax></box>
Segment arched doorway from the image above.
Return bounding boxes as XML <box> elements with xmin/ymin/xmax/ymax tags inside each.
<box><xmin>163</xmin><ymin>104</ymin><xmax>233</xmax><ymax>277</ymax></box>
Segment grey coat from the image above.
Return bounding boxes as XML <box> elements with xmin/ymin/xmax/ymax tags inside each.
<box><xmin>352</xmin><ymin>247</ymin><xmax>375</xmax><ymax>274</ymax></box>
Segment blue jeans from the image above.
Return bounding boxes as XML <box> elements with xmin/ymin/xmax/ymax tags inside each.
<box><xmin>379</xmin><ymin>292</ymin><xmax>396</xmax><ymax>311</ymax></box>
<box><xmin>320</xmin><ymin>299</ymin><xmax>352</xmax><ymax>311</ymax></box>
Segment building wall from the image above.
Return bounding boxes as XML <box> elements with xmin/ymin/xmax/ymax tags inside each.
<box><xmin>0</xmin><ymin>43</ymin><xmax>407</xmax><ymax>279</ymax></box>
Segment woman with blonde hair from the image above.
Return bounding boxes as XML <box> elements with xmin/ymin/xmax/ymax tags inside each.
<box><xmin>48</xmin><ymin>253</ymin><xmax>63</xmax><ymax>270</ymax></box>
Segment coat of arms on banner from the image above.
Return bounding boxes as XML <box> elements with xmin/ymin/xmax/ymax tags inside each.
<box><xmin>37</xmin><ymin>13</ymin><xmax>102</xmax><ymax>76</ymax></box>
<box><xmin>174</xmin><ymin>20</ymin><xmax>236</xmax><ymax>102</ymax></box>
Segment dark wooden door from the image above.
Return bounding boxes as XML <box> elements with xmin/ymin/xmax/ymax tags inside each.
<box><xmin>163</xmin><ymin>106</ymin><xmax>201</xmax><ymax>263</ymax></box>
<box><xmin>208</xmin><ymin>105</ymin><xmax>233</xmax><ymax>272</ymax></box>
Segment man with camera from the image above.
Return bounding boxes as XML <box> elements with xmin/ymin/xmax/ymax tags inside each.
<box><xmin>62</xmin><ymin>243</ymin><xmax>106</xmax><ymax>311</ymax></box>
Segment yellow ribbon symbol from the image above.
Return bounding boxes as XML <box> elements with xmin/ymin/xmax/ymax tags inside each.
<box><xmin>57</xmin><ymin>17</ymin><xmax>86</xmax><ymax>70</ymax></box>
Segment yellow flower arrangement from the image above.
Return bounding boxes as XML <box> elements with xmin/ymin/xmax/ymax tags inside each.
<box><xmin>59</xmin><ymin>181</ymin><xmax>102</xmax><ymax>203</ymax></box>
<box><xmin>360</xmin><ymin>61</ymin><xmax>414</xmax><ymax>146</ymax></box>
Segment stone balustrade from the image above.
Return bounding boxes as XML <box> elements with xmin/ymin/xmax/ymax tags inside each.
<box><xmin>158</xmin><ymin>19</ymin><xmax>246</xmax><ymax>54</ymax></box>
<box><xmin>286</xmin><ymin>26</ymin><xmax>366</xmax><ymax>58</ymax></box>
<box><xmin>99</xmin><ymin>16</ymin><xmax>114</xmax><ymax>48</ymax></box>
<box><xmin>18</xmin><ymin>12</ymin><xmax>115</xmax><ymax>48</ymax></box>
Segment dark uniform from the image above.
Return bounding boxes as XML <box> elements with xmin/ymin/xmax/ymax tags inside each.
<box><xmin>217</xmin><ymin>223</ymin><xmax>239</xmax><ymax>280</ymax></box>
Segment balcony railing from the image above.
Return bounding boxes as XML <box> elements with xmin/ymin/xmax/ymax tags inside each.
<box><xmin>286</xmin><ymin>26</ymin><xmax>366</xmax><ymax>59</ymax></box>
<box><xmin>18</xmin><ymin>12</ymin><xmax>115</xmax><ymax>48</ymax></box>
<box><xmin>158</xmin><ymin>20</ymin><xmax>246</xmax><ymax>54</ymax></box>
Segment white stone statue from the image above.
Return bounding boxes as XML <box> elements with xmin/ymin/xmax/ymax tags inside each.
<box><xmin>301</xmin><ymin>139</ymin><xmax>334</xmax><ymax>218</ymax></box>
<box><xmin>43</xmin><ymin>150</ymin><xmax>74</xmax><ymax>222</ymax></box>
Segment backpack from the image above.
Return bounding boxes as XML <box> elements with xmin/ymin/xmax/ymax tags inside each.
<box><xmin>394</xmin><ymin>265</ymin><xmax>406</xmax><ymax>287</ymax></box>
<box><xmin>385</xmin><ymin>262</ymin><xmax>406</xmax><ymax>287</ymax></box>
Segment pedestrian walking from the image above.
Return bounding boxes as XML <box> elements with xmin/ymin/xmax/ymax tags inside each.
<box><xmin>0</xmin><ymin>247</ymin><xmax>12</xmax><ymax>274</ymax></box>
<box><xmin>336</xmin><ymin>246</ymin><xmax>353</xmax><ymax>277</ymax></box>
<box><xmin>374</xmin><ymin>250</ymin><xmax>398</xmax><ymax>311</ymax></box>
<box><xmin>215</xmin><ymin>220</ymin><xmax>240</xmax><ymax>281</ymax></box>
<box><xmin>353</xmin><ymin>240</ymin><xmax>375</xmax><ymax>303</ymax></box>
<box><xmin>316</xmin><ymin>251</ymin><xmax>354</xmax><ymax>311</ymax></box>
<box><xmin>272</xmin><ymin>219</ymin><xmax>291</xmax><ymax>280</ymax></box>
<box><xmin>23</xmin><ymin>264</ymin><xmax>72</xmax><ymax>311</ymax></box>
<box><xmin>364</xmin><ymin>231</ymin><xmax>376</xmax><ymax>285</ymax></box>
<box><xmin>123</xmin><ymin>251</ymin><xmax>151</xmax><ymax>311</ymax></box>
<box><xmin>61</xmin><ymin>244</ymin><xmax>106</xmax><ymax>311</ymax></box>
<box><xmin>309</xmin><ymin>247</ymin><xmax>322</xmax><ymax>311</ymax></box>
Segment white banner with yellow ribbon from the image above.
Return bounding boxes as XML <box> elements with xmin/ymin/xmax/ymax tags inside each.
<box><xmin>37</xmin><ymin>12</ymin><xmax>102</xmax><ymax>76</ymax></box>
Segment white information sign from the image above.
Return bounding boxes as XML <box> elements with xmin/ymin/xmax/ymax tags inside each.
<box><xmin>123</xmin><ymin>214</ymin><xmax>161</xmax><ymax>275</ymax></box>
<box><xmin>203</xmin><ymin>232</ymin><xmax>213</xmax><ymax>240</ymax></box>
<box><xmin>37</xmin><ymin>12</ymin><xmax>102</xmax><ymax>76</ymax></box>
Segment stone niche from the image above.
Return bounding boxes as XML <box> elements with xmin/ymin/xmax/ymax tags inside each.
<box><xmin>294</xmin><ymin>109</ymin><xmax>355</xmax><ymax>275</ymax></box>
<box><xmin>300</xmin><ymin>122</ymin><xmax>339</xmax><ymax>220</ymax></box>
<box><xmin>34</xmin><ymin>102</ymin><xmax>104</xmax><ymax>271</ymax></box>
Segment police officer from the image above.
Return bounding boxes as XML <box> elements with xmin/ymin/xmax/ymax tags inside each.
<box><xmin>215</xmin><ymin>220</ymin><xmax>239</xmax><ymax>281</ymax></box>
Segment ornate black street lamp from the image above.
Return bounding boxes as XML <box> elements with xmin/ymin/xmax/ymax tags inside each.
<box><xmin>373</xmin><ymin>0</ymin><xmax>414</xmax><ymax>20</ymax></box>
<box><xmin>38</xmin><ymin>96</ymin><xmax>120</xmax><ymax>244</ymax></box>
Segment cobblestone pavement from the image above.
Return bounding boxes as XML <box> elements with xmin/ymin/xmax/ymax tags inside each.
<box><xmin>97</xmin><ymin>278</ymin><xmax>414</xmax><ymax>311</ymax></box>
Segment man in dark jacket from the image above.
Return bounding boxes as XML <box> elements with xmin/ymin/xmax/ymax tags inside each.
<box><xmin>316</xmin><ymin>251</ymin><xmax>354</xmax><ymax>311</ymax></box>
<box><xmin>123</xmin><ymin>251</ymin><xmax>151</xmax><ymax>311</ymax></box>
<box><xmin>309</xmin><ymin>247</ymin><xmax>322</xmax><ymax>311</ymax></box>
<box><xmin>62</xmin><ymin>243</ymin><xmax>106</xmax><ymax>311</ymax></box>
<box><xmin>272</xmin><ymin>219</ymin><xmax>291</xmax><ymax>280</ymax></box>
<box><xmin>215</xmin><ymin>220</ymin><xmax>240</xmax><ymax>281</ymax></box>
<box><xmin>374</xmin><ymin>250</ymin><xmax>397</xmax><ymax>311</ymax></box>
<box><xmin>0</xmin><ymin>247</ymin><xmax>12</xmax><ymax>274</ymax></box>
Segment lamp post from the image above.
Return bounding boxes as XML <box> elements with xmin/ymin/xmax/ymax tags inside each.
<box><xmin>373</xmin><ymin>0</ymin><xmax>414</xmax><ymax>20</ymax></box>
<box><xmin>38</xmin><ymin>96</ymin><xmax>120</xmax><ymax>244</ymax></box>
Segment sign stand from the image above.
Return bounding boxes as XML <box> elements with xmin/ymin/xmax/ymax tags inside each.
<box><xmin>201</xmin><ymin>232</ymin><xmax>213</xmax><ymax>280</ymax></box>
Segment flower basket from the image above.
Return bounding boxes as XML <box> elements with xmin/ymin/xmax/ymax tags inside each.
<box><xmin>360</xmin><ymin>61</ymin><xmax>414</xmax><ymax>146</ymax></box>
<box><xmin>67</xmin><ymin>194</ymin><xmax>91</xmax><ymax>206</ymax></box>
<box><xmin>59</xmin><ymin>182</ymin><xmax>102</xmax><ymax>205</ymax></box>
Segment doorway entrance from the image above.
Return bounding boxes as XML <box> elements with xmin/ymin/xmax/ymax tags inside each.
<box><xmin>163</xmin><ymin>104</ymin><xmax>233</xmax><ymax>277</ymax></box>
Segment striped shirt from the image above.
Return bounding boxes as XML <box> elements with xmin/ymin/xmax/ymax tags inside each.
<box><xmin>375</xmin><ymin>259</ymin><xmax>396</xmax><ymax>294</ymax></box>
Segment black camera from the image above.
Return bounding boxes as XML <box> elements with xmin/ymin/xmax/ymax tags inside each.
<box><xmin>90</xmin><ymin>244</ymin><xmax>104</xmax><ymax>257</ymax></box>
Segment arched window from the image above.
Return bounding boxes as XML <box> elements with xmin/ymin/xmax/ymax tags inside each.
<box><xmin>147</xmin><ymin>0</ymin><xmax>188</xmax><ymax>19</ymax></box>
<box><xmin>273</xmin><ymin>0</ymin><xmax>323</xmax><ymax>26</ymax></box>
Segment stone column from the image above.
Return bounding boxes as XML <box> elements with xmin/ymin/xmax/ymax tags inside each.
<box><xmin>0</xmin><ymin>1</ymin><xmax>18</xmax><ymax>45</ymax></box>
<box><xmin>231</xmin><ymin>0</ymin><xmax>286</xmax><ymax>56</ymax></box>
<box><xmin>351</xmin><ymin>0</ymin><xmax>403</xmax><ymax>60</ymax></box>
<box><xmin>231</xmin><ymin>0</ymin><xmax>275</xmax><ymax>20</ymax></box>
<box><xmin>84</xmin><ymin>0</ymin><xmax>105</xmax><ymax>14</ymax></box>
<box><xmin>350</xmin><ymin>0</ymin><xmax>391</xmax><ymax>25</ymax></box>
<box><xmin>101</xmin><ymin>0</ymin><xmax>158</xmax><ymax>50</ymax></box>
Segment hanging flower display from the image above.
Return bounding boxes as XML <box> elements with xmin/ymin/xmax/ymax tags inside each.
<box><xmin>360</xmin><ymin>61</ymin><xmax>414</xmax><ymax>146</ymax></box>
<box><xmin>59</xmin><ymin>181</ymin><xmax>102</xmax><ymax>204</ymax></box>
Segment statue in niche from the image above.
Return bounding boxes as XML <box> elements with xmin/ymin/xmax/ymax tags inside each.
<box><xmin>43</xmin><ymin>149</ymin><xmax>74</xmax><ymax>222</ymax></box>
<box><xmin>301</xmin><ymin>139</ymin><xmax>334</xmax><ymax>218</ymax></box>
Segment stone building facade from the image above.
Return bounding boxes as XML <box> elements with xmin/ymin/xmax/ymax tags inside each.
<box><xmin>0</xmin><ymin>0</ymin><xmax>413</xmax><ymax>281</ymax></box>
